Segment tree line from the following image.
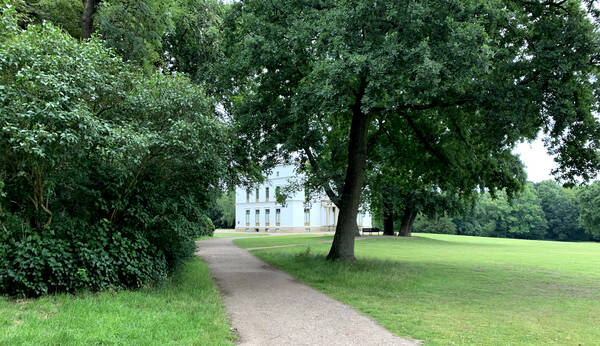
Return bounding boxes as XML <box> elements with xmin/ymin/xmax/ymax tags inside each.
<box><xmin>373</xmin><ymin>180</ymin><xmax>600</xmax><ymax>241</ymax></box>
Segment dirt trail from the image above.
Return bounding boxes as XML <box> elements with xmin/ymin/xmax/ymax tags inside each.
<box><xmin>196</xmin><ymin>237</ymin><xmax>419</xmax><ymax>346</ymax></box>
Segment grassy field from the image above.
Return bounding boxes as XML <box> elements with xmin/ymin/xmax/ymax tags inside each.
<box><xmin>235</xmin><ymin>233</ymin><xmax>600</xmax><ymax>345</ymax></box>
<box><xmin>0</xmin><ymin>258</ymin><xmax>234</xmax><ymax>345</ymax></box>
<box><xmin>231</xmin><ymin>234</ymin><xmax>332</xmax><ymax>245</ymax></box>
<box><xmin>212</xmin><ymin>232</ymin><xmax>270</xmax><ymax>238</ymax></box>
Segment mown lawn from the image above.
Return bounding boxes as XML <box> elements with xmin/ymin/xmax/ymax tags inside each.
<box><xmin>212</xmin><ymin>232</ymin><xmax>270</xmax><ymax>238</ymax></box>
<box><xmin>235</xmin><ymin>233</ymin><xmax>600</xmax><ymax>345</ymax></box>
<box><xmin>233</xmin><ymin>234</ymin><xmax>334</xmax><ymax>247</ymax></box>
<box><xmin>0</xmin><ymin>258</ymin><xmax>234</xmax><ymax>346</ymax></box>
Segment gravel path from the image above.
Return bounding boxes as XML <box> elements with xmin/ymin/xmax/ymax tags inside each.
<box><xmin>196</xmin><ymin>237</ymin><xmax>419</xmax><ymax>346</ymax></box>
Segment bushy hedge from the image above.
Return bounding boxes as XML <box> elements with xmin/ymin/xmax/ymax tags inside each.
<box><xmin>0</xmin><ymin>5</ymin><xmax>225</xmax><ymax>297</ymax></box>
<box><xmin>0</xmin><ymin>219</ymin><xmax>167</xmax><ymax>296</ymax></box>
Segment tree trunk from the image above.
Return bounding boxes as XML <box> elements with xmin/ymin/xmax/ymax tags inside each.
<box><xmin>81</xmin><ymin>0</ymin><xmax>99</xmax><ymax>39</ymax></box>
<box><xmin>398</xmin><ymin>206</ymin><xmax>417</xmax><ymax>237</ymax></box>
<box><xmin>382</xmin><ymin>189</ymin><xmax>394</xmax><ymax>235</ymax></box>
<box><xmin>326</xmin><ymin>97</ymin><xmax>370</xmax><ymax>260</ymax></box>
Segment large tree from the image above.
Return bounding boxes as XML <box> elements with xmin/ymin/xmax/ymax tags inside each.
<box><xmin>223</xmin><ymin>0</ymin><xmax>600</xmax><ymax>260</ymax></box>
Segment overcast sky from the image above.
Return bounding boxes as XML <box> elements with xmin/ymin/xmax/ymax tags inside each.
<box><xmin>514</xmin><ymin>137</ymin><xmax>557</xmax><ymax>183</ymax></box>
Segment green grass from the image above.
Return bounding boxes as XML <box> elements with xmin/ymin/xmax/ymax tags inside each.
<box><xmin>236</xmin><ymin>233</ymin><xmax>600</xmax><ymax>345</ymax></box>
<box><xmin>212</xmin><ymin>232</ymin><xmax>270</xmax><ymax>238</ymax></box>
<box><xmin>0</xmin><ymin>258</ymin><xmax>234</xmax><ymax>346</ymax></box>
<box><xmin>234</xmin><ymin>234</ymin><xmax>333</xmax><ymax>248</ymax></box>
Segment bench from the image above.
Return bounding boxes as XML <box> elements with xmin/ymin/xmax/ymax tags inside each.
<box><xmin>361</xmin><ymin>227</ymin><xmax>381</xmax><ymax>235</ymax></box>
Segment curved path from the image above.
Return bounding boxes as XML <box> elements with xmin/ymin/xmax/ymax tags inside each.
<box><xmin>196</xmin><ymin>237</ymin><xmax>418</xmax><ymax>346</ymax></box>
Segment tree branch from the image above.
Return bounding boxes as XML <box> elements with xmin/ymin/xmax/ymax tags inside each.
<box><xmin>303</xmin><ymin>145</ymin><xmax>340</xmax><ymax>206</ymax></box>
<box><xmin>402</xmin><ymin>113</ymin><xmax>452</xmax><ymax>168</ymax></box>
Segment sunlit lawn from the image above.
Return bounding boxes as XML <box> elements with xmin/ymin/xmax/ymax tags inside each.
<box><xmin>0</xmin><ymin>258</ymin><xmax>234</xmax><ymax>345</ymax></box>
<box><xmin>235</xmin><ymin>233</ymin><xmax>600</xmax><ymax>345</ymax></box>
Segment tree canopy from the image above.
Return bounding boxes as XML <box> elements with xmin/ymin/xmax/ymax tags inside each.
<box><xmin>222</xmin><ymin>0</ymin><xmax>600</xmax><ymax>260</ymax></box>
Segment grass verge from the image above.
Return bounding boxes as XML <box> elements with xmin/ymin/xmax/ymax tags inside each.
<box><xmin>0</xmin><ymin>258</ymin><xmax>234</xmax><ymax>345</ymax></box>
<box><xmin>212</xmin><ymin>232</ymin><xmax>270</xmax><ymax>238</ymax></box>
<box><xmin>238</xmin><ymin>233</ymin><xmax>600</xmax><ymax>345</ymax></box>
<box><xmin>234</xmin><ymin>234</ymin><xmax>333</xmax><ymax>248</ymax></box>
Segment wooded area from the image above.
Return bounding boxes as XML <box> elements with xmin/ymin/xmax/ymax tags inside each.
<box><xmin>1</xmin><ymin>0</ymin><xmax>599</xmax><ymax>297</ymax></box>
<box><xmin>392</xmin><ymin>180</ymin><xmax>600</xmax><ymax>241</ymax></box>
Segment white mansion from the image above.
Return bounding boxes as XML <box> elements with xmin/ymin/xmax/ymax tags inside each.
<box><xmin>235</xmin><ymin>165</ymin><xmax>372</xmax><ymax>232</ymax></box>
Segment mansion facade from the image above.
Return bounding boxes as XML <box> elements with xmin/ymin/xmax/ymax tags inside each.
<box><xmin>235</xmin><ymin>165</ymin><xmax>372</xmax><ymax>232</ymax></box>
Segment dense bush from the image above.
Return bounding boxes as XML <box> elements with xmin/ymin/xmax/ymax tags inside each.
<box><xmin>0</xmin><ymin>6</ymin><xmax>226</xmax><ymax>297</ymax></box>
<box><xmin>0</xmin><ymin>219</ymin><xmax>167</xmax><ymax>296</ymax></box>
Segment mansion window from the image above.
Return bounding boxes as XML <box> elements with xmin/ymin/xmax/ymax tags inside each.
<box><xmin>245</xmin><ymin>210</ymin><xmax>250</xmax><ymax>226</ymax></box>
<box><xmin>265</xmin><ymin>209</ymin><xmax>270</xmax><ymax>226</ymax></box>
<box><xmin>255</xmin><ymin>209</ymin><xmax>260</xmax><ymax>226</ymax></box>
<box><xmin>275</xmin><ymin>208</ymin><xmax>281</xmax><ymax>226</ymax></box>
<box><xmin>255</xmin><ymin>188</ymin><xmax>259</xmax><ymax>202</ymax></box>
<box><xmin>265</xmin><ymin>187</ymin><xmax>270</xmax><ymax>201</ymax></box>
<box><xmin>246</xmin><ymin>189</ymin><xmax>250</xmax><ymax>202</ymax></box>
<box><xmin>304</xmin><ymin>208</ymin><xmax>310</xmax><ymax>226</ymax></box>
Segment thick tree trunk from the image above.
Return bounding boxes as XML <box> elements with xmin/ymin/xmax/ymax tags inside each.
<box><xmin>398</xmin><ymin>206</ymin><xmax>417</xmax><ymax>237</ymax></box>
<box><xmin>81</xmin><ymin>0</ymin><xmax>99</xmax><ymax>39</ymax></box>
<box><xmin>382</xmin><ymin>189</ymin><xmax>394</xmax><ymax>235</ymax></box>
<box><xmin>326</xmin><ymin>99</ymin><xmax>369</xmax><ymax>261</ymax></box>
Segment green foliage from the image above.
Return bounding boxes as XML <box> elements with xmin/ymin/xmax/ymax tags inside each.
<box><xmin>208</xmin><ymin>191</ymin><xmax>235</xmax><ymax>229</ymax></box>
<box><xmin>222</xmin><ymin>0</ymin><xmax>600</xmax><ymax>259</ymax></box>
<box><xmin>95</xmin><ymin>0</ymin><xmax>173</xmax><ymax>68</ymax></box>
<box><xmin>0</xmin><ymin>220</ymin><xmax>167</xmax><ymax>297</ymax></box>
<box><xmin>199</xmin><ymin>214</ymin><xmax>216</xmax><ymax>236</ymax></box>
<box><xmin>409</xmin><ymin>180</ymin><xmax>600</xmax><ymax>242</ymax></box>
<box><xmin>453</xmin><ymin>184</ymin><xmax>547</xmax><ymax>239</ymax></box>
<box><xmin>535</xmin><ymin>180</ymin><xmax>587</xmax><ymax>240</ymax></box>
<box><xmin>577</xmin><ymin>181</ymin><xmax>600</xmax><ymax>237</ymax></box>
<box><xmin>11</xmin><ymin>0</ymin><xmax>83</xmax><ymax>38</ymax></box>
<box><xmin>164</xmin><ymin>0</ymin><xmax>225</xmax><ymax>89</ymax></box>
<box><xmin>0</xmin><ymin>7</ymin><xmax>226</xmax><ymax>296</ymax></box>
<box><xmin>413</xmin><ymin>215</ymin><xmax>456</xmax><ymax>235</ymax></box>
<box><xmin>223</xmin><ymin>0</ymin><xmax>600</xmax><ymax>191</ymax></box>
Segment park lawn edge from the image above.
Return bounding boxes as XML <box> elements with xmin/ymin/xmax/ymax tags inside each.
<box><xmin>0</xmin><ymin>257</ymin><xmax>235</xmax><ymax>345</ymax></box>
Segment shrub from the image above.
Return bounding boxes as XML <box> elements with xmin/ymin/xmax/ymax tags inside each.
<box><xmin>0</xmin><ymin>219</ymin><xmax>167</xmax><ymax>297</ymax></box>
<box><xmin>199</xmin><ymin>214</ymin><xmax>216</xmax><ymax>237</ymax></box>
<box><xmin>0</xmin><ymin>6</ymin><xmax>226</xmax><ymax>297</ymax></box>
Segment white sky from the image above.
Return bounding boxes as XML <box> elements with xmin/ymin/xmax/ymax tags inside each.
<box><xmin>514</xmin><ymin>137</ymin><xmax>557</xmax><ymax>183</ymax></box>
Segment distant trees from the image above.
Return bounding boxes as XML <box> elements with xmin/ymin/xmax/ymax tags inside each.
<box><xmin>577</xmin><ymin>181</ymin><xmax>600</xmax><ymax>238</ymax></box>
<box><xmin>410</xmin><ymin>181</ymin><xmax>600</xmax><ymax>242</ymax></box>
<box><xmin>536</xmin><ymin>181</ymin><xmax>587</xmax><ymax>241</ymax></box>
<box><xmin>208</xmin><ymin>191</ymin><xmax>236</xmax><ymax>229</ymax></box>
